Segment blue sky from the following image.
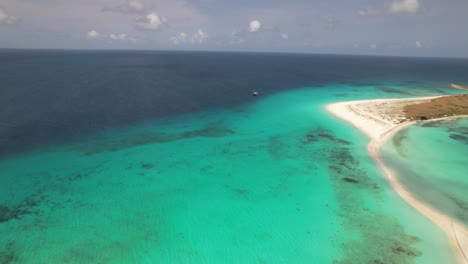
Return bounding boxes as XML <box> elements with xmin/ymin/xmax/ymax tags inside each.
<box><xmin>0</xmin><ymin>0</ymin><xmax>467</xmax><ymax>57</ymax></box>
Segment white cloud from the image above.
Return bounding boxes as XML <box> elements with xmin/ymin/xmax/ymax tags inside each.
<box><xmin>191</xmin><ymin>30</ymin><xmax>208</xmax><ymax>44</ymax></box>
<box><xmin>86</xmin><ymin>30</ymin><xmax>100</xmax><ymax>40</ymax></box>
<box><xmin>281</xmin><ymin>33</ymin><xmax>288</xmax><ymax>40</ymax></box>
<box><xmin>391</xmin><ymin>0</ymin><xmax>420</xmax><ymax>13</ymax></box>
<box><xmin>249</xmin><ymin>20</ymin><xmax>261</xmax><ymax>33</ymax></box>
<box><xmin>0</xmin><ymin>8</ymin><xmax>18</xmax><ymax>25</ymax></box>
<box><xmin>85</xmin><ymin>31</ymin><xmax>139</xmax><ymax>43</ymax></box>
<box><xmin>170</xmin><ymin>33</ymin><xmax>188</xmax><ymax>45</ymax></box>
<box><xmin>86</xmin><ymin>30</ymin><xmax>137</xmax><ymax>42</ymax></box>
<box><xmin>170</xmin><ymin>30</ymin><xmax>208</xmax><ymax>45</ymax></box>
<box><xmin>135</xmin><ymin>12</ymin><xmax>165</xmax><ymax>30</ymax></box>
<box><xmin>370</xmin><ymin>44</ymin><xmax>377</xmax><ymax>49</ymax></box>
<box><xmin>103</xmin><ymin>0</ymin><xmax>145</xmax><ymax>14</ymax></box>
<box><xmin>110</xmin><ymin>33</ymin><xmax>128</xmax><ymax>41</ymax></box>
<box><xmin>415</xmin><ymin>41</ymin><xmax>422</xmax><ymax>48</ymax></box>
<box><xmin>127</xmin><ymin>0</ymin><xmax>144</xmax><ymax>12</ymax></box>
<box><xmin>358</xmin><ymin>8</ymin><xmax>380</xmax><ymax>16</ymax></box>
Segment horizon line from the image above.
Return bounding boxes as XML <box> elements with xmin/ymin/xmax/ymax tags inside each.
<box><xmin>1</xmin><ymin>47</ymin><xmax>467</xmax><ymax>60</ymax></box>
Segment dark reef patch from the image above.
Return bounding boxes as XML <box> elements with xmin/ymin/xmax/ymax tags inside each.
<box><xmin>318</xmin><ymin>133</ymin><xmax>352</xmax><ymax>145</ymax></box>
<box><xmin>224</xmin><ymin>185</ymin><xmax>251</xmax><ymax>199</ymax></box>
<box><xmin>420</xmin><ymin>120</ymin><xmax>445</xmax><ymax>128</ymax></box>
<box><xmin>141</xmin><ymin>163</ymin><xmax>154</xmax><ymax>170</ymax></box>
<box><xmin>448</xmin><ymin>126</ymin><xmax>468</xmax><ymax>135</ymax></box>
<box><xmin>0</xmin><ymin>195</ymin><xmax>43</xmax><ymax>224</ymax></box>
<box><xmin>320</xmin><ymin>130</ymin><xmax>421</xmax><ymax>264</ymax></box>
<box><xmin>67</xmin><ymin>163</ymin><xmax>108</xmax><ymax>182</ymax></box>
<box><xmin>334</xmin><ymin>93</ymin><xmax>349</xmax><ymax>97</ymax></box>
<box><xmin>68</xmin><ymin>172</ymin><xmax>84</xmax><ymax>181</ymax></box>
<box><xmin>377</xmin><ymin>86</ymin><xmax>414</xmax><ymax>95</ymax></box>
<box><xmin>303</xmin><ymin>128</ymin><xmax>352</xmax><ymax>145</ymax></box>
<box><xmin>391</xmin><ymin>240</ymin><xmax>421</xmax><ymax>257</ymax></box>
<box><xmin>342</xmin><ymin>177</ymin><xmax>359</xmax><ymax>183</ymax></box>
<box><xmin>78</xmin><ymin>122</ymin><xmax>235</xmax><ymax>155</ymax></box>
<box><xmin>179</xmin><ymin>122</ymin><xmax>235</xmax><ymax>138</ymax></box>
<box><xmin>448</xmin><ymin>195</ymin><xmax>468</xmax><ymax>222</ymax></box>
<box><xmin>0</xmin><ymin>242</ymin><xmax>17</xmax><ymax>264</ymax></box>
<box><xmin>327</xmin><ymin>147</ymin><xmax>375</xmax><ymax>192</ymax></box>
<box><xmin>267</xmin><ymin>134</ymin><xmax>298</xmax><ymax>159</ymax></box>
<box><xmin>231</xmin><ymin>188</ymin><xmax>250</xmax><ymax>197</ymax></box>
<box><xmin>212</xmin><ymin>137</ymin><xmax>265</xmax><ymax>157</ymax></box>
<box><xmin>449</xmin><ymin>134</ymin><xmax>468</xmax><ymax>144</ymax></box>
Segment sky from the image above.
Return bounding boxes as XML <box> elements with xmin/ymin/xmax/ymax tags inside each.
<box><xmin>0</xmin><ymin>0</ymin><xmax>467</xmax><ymax>57</ymax></box>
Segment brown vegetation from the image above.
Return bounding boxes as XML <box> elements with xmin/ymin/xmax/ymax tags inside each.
<box><xmin>403</xmin><ymin>94</ymin><xmax>468</xmax><ymax>120</ymax></box>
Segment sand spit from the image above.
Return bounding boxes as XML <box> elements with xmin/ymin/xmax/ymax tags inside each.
<box><xmin>451</xmin><ymin>84</ymin><xmax>468</xmax><ymax>91</ymax></box>
<box><xmin>326</xmin><ymin>95</ymin><xmax>468</xmax><ymax>264</ymax></box>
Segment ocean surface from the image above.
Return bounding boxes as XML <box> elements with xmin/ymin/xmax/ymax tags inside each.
<box><xmin>0</xmin><ymin>50</ymin><xmax>467</xmax><ymax>263</ymax></box>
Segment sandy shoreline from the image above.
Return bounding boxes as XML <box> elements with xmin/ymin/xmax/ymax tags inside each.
<box><xmin>326</xmin><ymin>97</ymin><xmax>468</xmax><ymax>264</ymax></box>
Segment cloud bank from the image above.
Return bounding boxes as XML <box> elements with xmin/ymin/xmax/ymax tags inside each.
<box><xmin>358</xmin><ymin>8</ymin><xmax>380</xmax><ymax>16</ymax></box>
<box><xmin>391</xmin><ymin>0</ymin><xmax>420</xmax><ymax>13</ymax></box>
<box><xmin>249</xmin><ymin>20</ymin><xmax>261</xmax><ymax>33</ymax></box>
<box><xmin>86</xmin><ymin>30</ymin><xmax>100</xmax><ymax>39</ymax></box>
<box><xmin>103</xmin><ymin>0</ymin><xmax>145</xmax><ymax>14</ymax></box>
<box><xmin>110</xmin><ymin>33</ymin><xmax>128</xmax><ymax>41</ymax></box>
<box><xmin>170</xmin><ymin>30</ymin><xmax>208</xmax><ymax>45</ymax></box>
<box><xmin>0</xmin><ymin>7</ymin><xmax>17</xmax><ymax>25</ymax></box>
<box><xmin>135</xmin><ymin>12</ymin><xmax>166</xmax><ymax>30</ymax></box>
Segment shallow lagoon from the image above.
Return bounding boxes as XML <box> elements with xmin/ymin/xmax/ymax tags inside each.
<box><xmin>382</xmin><ymin>118</ymin><xmax>468</xmax><ymax>226</ymax></box>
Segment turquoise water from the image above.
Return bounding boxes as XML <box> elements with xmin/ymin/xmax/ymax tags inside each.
<box><xmin>0</xmin><ymin>85</ymin><xmax>458</xmax><ymax>263</ymax></box>
<box><xmin>382</xmin><ymin>118</ymin><xmax>468</xmax><ymax>226</ymax></box>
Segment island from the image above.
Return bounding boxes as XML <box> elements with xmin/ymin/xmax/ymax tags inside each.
<box><xmin>326</xmin><ymin>94</ymin><xmax>468</xmax><ymax>264</ymax></box>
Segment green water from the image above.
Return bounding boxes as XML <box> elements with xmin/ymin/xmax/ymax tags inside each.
<box><xmin>382</xmin><ymin>118</ymin><xmax>468</xmax><ymax>226</ymax></box>
<box><xmin>0</xmin><ymin>87</ymin><xmax>457</xmax><ymax>263</ymax></box>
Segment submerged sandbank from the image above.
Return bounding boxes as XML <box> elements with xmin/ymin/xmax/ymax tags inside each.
<box><xmin>326</xmin><ymin>95</ymin><xmax>468</xmax><ymax>264</ymax></box>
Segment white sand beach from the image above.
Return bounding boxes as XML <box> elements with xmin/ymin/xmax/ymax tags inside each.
<box><xmin>326</xmin><ymin>97</ymin><xmax>468</xmax><ymax>264</ymax></box>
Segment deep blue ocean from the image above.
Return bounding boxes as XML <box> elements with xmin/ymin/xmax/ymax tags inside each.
<box><xmin>0</xmin><ymin>50</ymin><xmax>467</xmax><ymax>263</ymax></box>
<box><xmin>1</xmin><ymin>50</ymin><xmax>467</xmax><ymax>156</ymax></box>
